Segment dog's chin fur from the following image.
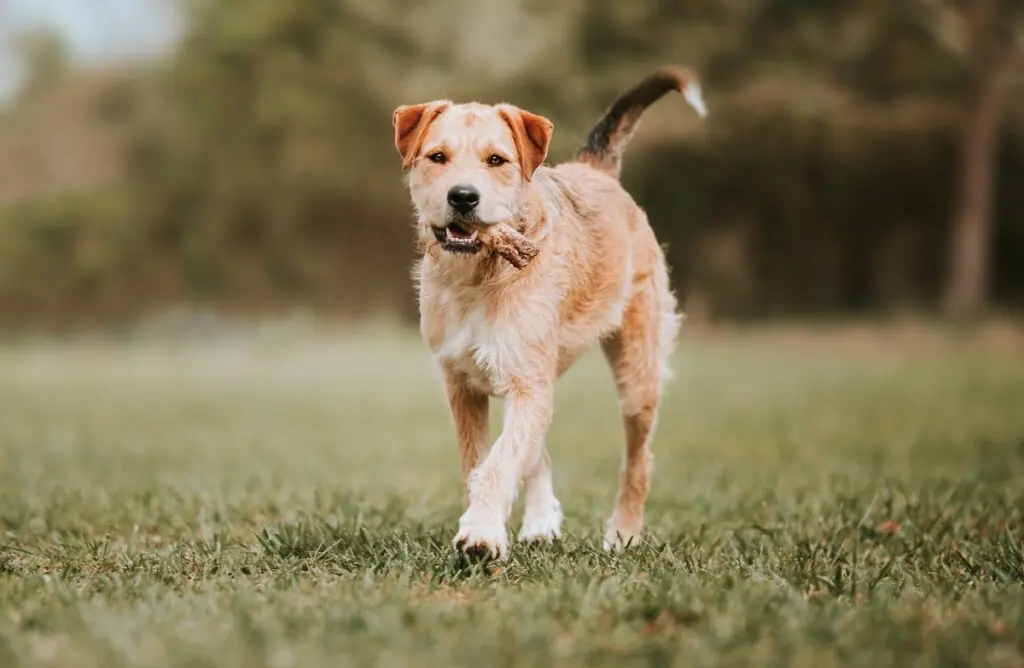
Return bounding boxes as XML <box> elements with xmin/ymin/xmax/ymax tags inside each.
<box><xmin>439</xmin><ymin>241</ymin><xmax>484</xmax><ymax>256</ymax></box>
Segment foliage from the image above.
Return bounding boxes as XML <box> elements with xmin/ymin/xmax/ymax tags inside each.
<box><xmin>0</xmin><ymin>0</ymin><xmax>1022</xmax><ymax>328</ymax></box>
<box><xmin>0</xmin><ymin>188</ymin><xmax>138</xmax><ymax>327</ymax></box>
<box><xmin>11</xmin><ymin>27</ymin><xmax>69</xmax><ymax>99</ymax></box>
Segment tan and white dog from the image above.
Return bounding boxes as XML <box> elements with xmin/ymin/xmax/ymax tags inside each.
<box><xmin>393</xmin><ymin>67</ymin><xmax>707</xmax><ymax>559</ymax></box>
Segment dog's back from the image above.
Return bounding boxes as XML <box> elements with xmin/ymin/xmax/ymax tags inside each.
<box><xmin>511</xmin><ymin>70</ymin><xmax>707</xmax><ymax>366</ymax></box>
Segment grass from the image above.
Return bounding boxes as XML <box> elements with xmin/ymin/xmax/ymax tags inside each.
<box><xmin>1</xmin><ymin>323</ymin><xmax>1023</xmax><ymax>667</ymax></box>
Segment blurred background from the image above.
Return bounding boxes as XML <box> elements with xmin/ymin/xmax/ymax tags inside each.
<box><xmin>0</xmin><ymin>0</ymin><xmax>1022</xmax><ymax>334</ymax></box>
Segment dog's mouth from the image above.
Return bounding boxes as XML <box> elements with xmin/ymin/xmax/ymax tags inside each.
<box><xmin>434</xmin><ymin>223</ymin><xmax>483</xmax><ymax>254</ymax></box>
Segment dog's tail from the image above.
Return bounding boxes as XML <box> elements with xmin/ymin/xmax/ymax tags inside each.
<box><xmin>575</xmin><ymin>67</ymin><xmax>707</xmax><ymax>179</ymax></box>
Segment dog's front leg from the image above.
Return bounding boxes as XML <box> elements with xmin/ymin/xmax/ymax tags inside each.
<box><xmin>442</xmin><ymin>368</ymin><xmax>490</xmax><ymax>504</ymax></box>
<box><xmin>454</xmin><ymin>378</ymin><xmax>554</xmax><ymax>560</ymax></box>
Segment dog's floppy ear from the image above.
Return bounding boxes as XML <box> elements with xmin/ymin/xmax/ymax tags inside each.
<box><xmin>393</xmin><ymin>101</ymin><xmax>450</xmax><ymax>169</ymax></box>
<box><xmin>498</xmin><ymin>105</ymin><xmax>553</xmax><ymax>180</ymax></box>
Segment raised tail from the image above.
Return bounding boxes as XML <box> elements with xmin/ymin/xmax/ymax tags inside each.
<box><xmin>575</xmin><ymin>67</ymin><xmax>707</xmax><ymax>179</ymax></box>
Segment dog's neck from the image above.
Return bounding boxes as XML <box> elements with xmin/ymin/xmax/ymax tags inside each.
<box><xmin>511</xmin><ymin>177</ymin><xmax>554</xmax><ymax>242</ymax></box>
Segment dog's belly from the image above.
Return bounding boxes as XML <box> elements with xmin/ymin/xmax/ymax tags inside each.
<box><xmin>429</xmin><ymin>280</ymin><xmax>629</xmax><ymax>396</ymax></box>
<box><xmin>439</xmin><ymin>338</ymin><xmax>591</xmax><ymax>396</ymax></box>
<box><xmin>556</xmin><ymin>345</ymin><xmax>587</xmax><ymax>377</ymax></box>
<box><xmin>434</xmin><ymin>307</ymin><xmax>593</xmax><ymax>395</ymax></box>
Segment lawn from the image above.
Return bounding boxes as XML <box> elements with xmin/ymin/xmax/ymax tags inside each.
<box><xmin>1</xmin><ymin>323</ymin><xmax>1023</xmax><ymax>667</ymax></box>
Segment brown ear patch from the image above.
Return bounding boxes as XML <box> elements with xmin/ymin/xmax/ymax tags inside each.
<box><xmin>393</xmin><ymin>101</ymin><xmax>451</xmax><ymax>168</ymax></box>
<box><xmin>498</xmin><ymin>106</ymin><xmax>553</xmax><ymax>180</ymax></box>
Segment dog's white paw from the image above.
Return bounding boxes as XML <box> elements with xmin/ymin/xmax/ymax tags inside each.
<box><xmin>453</xmin><ymin>514</ymin><xmax>508</xmax><ymax>560</ymax></box>
<box><xmin>518</xmin><ymin>502</ymin><xmax>563</xmax><ymax>544</ymax></box>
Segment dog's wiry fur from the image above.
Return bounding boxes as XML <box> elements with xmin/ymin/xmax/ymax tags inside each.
<box><xmin>393</xmin><ymin>66</ymin><xmax>706</xmax><ymax>559</ymax></box>
<box><xmin>577</xmin><ymin>67</ymin><xmax>707</xmax><ymax>179</ymax></box>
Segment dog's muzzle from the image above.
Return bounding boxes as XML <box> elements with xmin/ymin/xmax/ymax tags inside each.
<box><xmin>433</xmin><ymin>223</ymin><xmax>483</xmax><ymax>254</ymax></box>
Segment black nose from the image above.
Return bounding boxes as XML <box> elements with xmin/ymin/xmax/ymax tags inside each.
<box><xmin>447</xmin><ymin>185</ymin><xmax>480</xmax><ymax>215</ymax></box>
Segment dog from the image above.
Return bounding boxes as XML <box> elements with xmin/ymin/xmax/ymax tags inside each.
<box><xmin>392</xmin><ymin>67</ymin><xmax>707</xmax><ymax>559</ymax></box>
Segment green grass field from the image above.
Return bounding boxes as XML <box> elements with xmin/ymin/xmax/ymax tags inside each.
<box><xmin>1</xmin><ymin>324</ymin><xmax>1023</xmax><ymax>667</ymax></box>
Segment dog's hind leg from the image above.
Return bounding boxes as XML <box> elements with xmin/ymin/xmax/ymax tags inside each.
<box><xmin>518</xmin><ymin>443</ymin><xmax>563</xmax><ymax>543</ymax></box>
<box><xmin>600</xmin><ymin>275</ymin><xmax>680</xmax><ymax>550</ymax></box>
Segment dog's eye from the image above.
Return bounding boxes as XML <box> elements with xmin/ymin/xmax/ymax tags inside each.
<box><xmin>428</xmin><ymin>152</ymin><xmax>447</xmax><ymax>164</ymax></box>
<box><xmin>487</xmin><ymin>154</ymin><xmax>508</xmax><ymax>167</ymax></box>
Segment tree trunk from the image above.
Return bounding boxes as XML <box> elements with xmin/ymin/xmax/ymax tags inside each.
<box><xmin>943</xmin><ymin>4</ymin><xmax>1016</xmax><ymax>320</ymax></box>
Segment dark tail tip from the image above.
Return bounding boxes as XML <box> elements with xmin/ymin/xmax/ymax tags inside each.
<box><xmin>576</xmin><ymin>67</ymin><xmax>707</xmax><ymax>178</ymax></box>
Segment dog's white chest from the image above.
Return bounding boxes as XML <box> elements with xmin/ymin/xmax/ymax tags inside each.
<box><xmin>435</xmin><ymin>303</ymin><xmax>509</xmax><ymax>394</ymax></box>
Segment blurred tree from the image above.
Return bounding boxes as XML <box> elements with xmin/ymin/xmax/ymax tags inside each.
<box><xmin>119</xmin><ymin>0</ymin><xmax>1024</xmax><ymax>319</ymax></box>
<box><xmin>935</xmin><ymin>0</ymin><xmax>1023</xmax><ymax>319</ymax></box>
<box><xmin>694</xmin><ymin>0</ymin><xmax>1023</xmax><ymax>316</ymax></box>
<box><xmin>127</xmin><ymin>0</ymin><xmax>583</xmax><ymax>307</ymax></box>
<box><xmin>12</xmin><ymin>27</ymin><xmax>69</xmax><ymax>99</ymax></box>
<box><xmin>130</xmin><ymin>0</ymin><xmax>410</xmax><ymax>299</ymax></box>
<box><xmin>2</xmin><ymin>0</ymin><xmax>1023</xmax><ymax>328</ymax></box>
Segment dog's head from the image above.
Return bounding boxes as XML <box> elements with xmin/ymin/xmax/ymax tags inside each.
<box><xmin>392</xmin><ymin>100</ymin><xmax>553</xmax><ymax>256</ymax></box>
